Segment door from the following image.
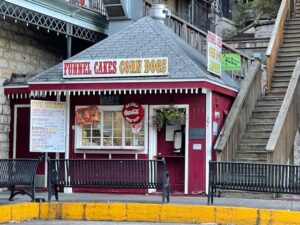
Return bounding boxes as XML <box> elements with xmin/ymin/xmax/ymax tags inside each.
<box><xmin>13</xmin><ymin>105</ymin><xmax>45</xmax><ymax>187</ymax></box>
<box><xmin>149</xmin><ymin>105</ymin><xmax>189</xmax><ymax>194</ymax></box>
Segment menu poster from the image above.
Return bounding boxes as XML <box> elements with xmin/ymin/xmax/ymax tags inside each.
<box><xmin>30</xmin><ymin>100</ymin><xmax>66</xmax><ymax>153</ymax></box>
<box><xmin>207</xmin><ymin>31</ymin><xmax>222</xmax><ymax>76</ymax></box>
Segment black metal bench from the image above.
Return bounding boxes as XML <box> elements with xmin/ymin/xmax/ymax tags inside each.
<box><xmin>48</xmin><ymin>158</ymin><xmax>170</xmax><ymax>203</ymax></box>
<box><xmin>0</xmin><ymin>158</ymin><xmax>40</xmax><ymax>201</ymax></box>
<box><xmin>208</xmin><ymin>161</ymin><xmax>300</xmax><ymax>204</ymax></box>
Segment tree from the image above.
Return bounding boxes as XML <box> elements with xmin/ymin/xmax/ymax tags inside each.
<box><xmin>233</xmin><ymin>0</ymin><xmax>281</xmax><ymax>28</ymax></box>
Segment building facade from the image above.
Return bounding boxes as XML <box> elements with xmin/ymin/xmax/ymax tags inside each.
<box><xmin>5</xmin><ymin>17</ymin><xmax>239</xmax><ymax>194</ymax></box>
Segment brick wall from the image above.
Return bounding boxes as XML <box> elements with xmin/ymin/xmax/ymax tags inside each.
<box><xmin>0</xmin><ymin>18</ymin><xmax>65</xmax><ymax>158</ymax></box>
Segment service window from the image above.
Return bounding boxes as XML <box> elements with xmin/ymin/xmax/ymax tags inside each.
<box><xmin>75</xmin><ymin>105</ymin><xmax>147</xmax><ymax>151</ymax></box>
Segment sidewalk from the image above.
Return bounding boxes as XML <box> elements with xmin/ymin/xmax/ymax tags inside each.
<box><xmin>1</xmin><ymin>191</ymin><xmax>300</xmax><ymax>224</ymax></box>
<box><xmin>1</xmin><ymin>190</ymin><xmax>300</xmax><ymax>211</ymax></box>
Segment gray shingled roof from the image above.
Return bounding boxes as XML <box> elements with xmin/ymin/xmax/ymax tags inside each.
<box><xmin>28</xmin><ymin>17</ymin><xmax>239</xmax><ymax>90</ymax></box>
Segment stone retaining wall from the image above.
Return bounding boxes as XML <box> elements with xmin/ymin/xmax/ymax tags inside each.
<box><xmin>0</xmin><ymin>18</ymin><xmax>64</xmax><ymax>158</ymax></box>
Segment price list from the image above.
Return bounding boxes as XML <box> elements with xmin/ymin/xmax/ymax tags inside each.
<box><xmin>30</xmin><ymin>100</ymin><xmax>66</xmax><ymax>152</ymax></box>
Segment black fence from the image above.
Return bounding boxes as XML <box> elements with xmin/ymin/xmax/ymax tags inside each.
<box><xmin>208</xmin><ymin>161</ymin><xmax>300</xmax><ymax>204</ymax></box>
<box><xmin>48</xmin><ymin>158</ymin><xmax>170</xmax><ymax>202</ymax></box>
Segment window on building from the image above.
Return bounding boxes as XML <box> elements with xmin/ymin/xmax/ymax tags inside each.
<box><xmin>75</xmin><ymin>105</ymin><xmax>146</xmax><ymax>151</ymax></box>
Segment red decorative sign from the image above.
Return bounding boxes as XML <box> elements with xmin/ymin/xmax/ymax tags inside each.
<box><xmin>122</xmin><ymin>102</ymin><xmax>144</xmax><ymax>125</ymax></box>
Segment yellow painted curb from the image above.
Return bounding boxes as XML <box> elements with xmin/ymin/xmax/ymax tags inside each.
<box><xmin>2</xmin><ymin>202</ymin><xmax>300</xmax><ymax>224</ymax></box>
<box><xmin>0</xmin><ymin>205</ymin><xmax>11</xmax><ymax>223</ymax></box>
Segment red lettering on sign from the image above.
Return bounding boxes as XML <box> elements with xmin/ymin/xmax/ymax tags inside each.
<box><xmin>94</xmin><ymin>61</ymin><xmax>117</xmax><ymax>75</ymax></box>
<box><xmin>63</xmin><ymin>62</ymin><xmax>91</xmax><ymax>76</ymax></box>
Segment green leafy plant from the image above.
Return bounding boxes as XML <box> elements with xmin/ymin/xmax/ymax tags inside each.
<box><xmin>154</xmin><ymin>106</ymin><xmax>185</xmax><ymax>131</ymax></box>
<box><xmin>233</xmin><ymin>0</ymin><xmax>280</xmax><ymax>28</ymax></box>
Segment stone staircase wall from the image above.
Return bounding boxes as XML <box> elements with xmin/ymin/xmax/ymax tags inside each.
<box><xmin>234</xmin><ymin>1</ymin><xmax>300</xmax><ymax>162</ymax></box>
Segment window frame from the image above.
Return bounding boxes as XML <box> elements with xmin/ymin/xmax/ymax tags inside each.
<box><xmin>75</xmin><ymin>105</ymin><xmax>148</xmax><ymax>154</ymax></box>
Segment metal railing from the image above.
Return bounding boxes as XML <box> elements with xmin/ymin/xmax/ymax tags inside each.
<box><xmin>144</xmin><ymin>0</ymin><xmax>253</xmax><ymax>81</ymax></box>
<box><xmin>214</xmin><ymin>61</ymin><xmax>262</xmax><ymax>161</ymax></box>
<box><xmin>69</xmin><ymin>0</ymin><xmax>106</xmax><ymax>15</ymax></box>
<box><xmin>48</xmin><ymin>158</ymin><xmax>170</xmax><ymax>202</ymax></box>
<box><xmin>208</xmin><ymin>161</ymin><xmax>300</xmax><ymax>204</ymax></box>
<box><xmin>0</xmin><ymin>0</ymin><xmax>106</xmax><ymax>42</ymax></box>
<box><xmin>266</xmin><ymin>59</ymin><xmax>300</xmax><ymax>163</ymax></box>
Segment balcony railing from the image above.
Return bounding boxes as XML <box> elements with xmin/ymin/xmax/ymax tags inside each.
<box><xmin>69</xmin><ymin>0</ymin><xmax>106</xmax><ymax>15</ymax></box>
<box><xmin>143</xmin><ymin>0</ymin><xmax>253</xmax><ymax>82</ymax></box>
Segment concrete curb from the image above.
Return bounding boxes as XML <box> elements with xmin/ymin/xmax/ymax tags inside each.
<box><xmin>1</xmin><ymin>202</ymin><xmax>300</xmax><ymax>224</ymax></box>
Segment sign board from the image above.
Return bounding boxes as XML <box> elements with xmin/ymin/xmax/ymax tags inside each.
<box><xmin>221</xmin><ymin>54</ymin><xmax>241</xmax><ymax>71</ymax></box>
<box><xmin>63</xmin><ymin>57</ymin><xmax>168</xmax><ymax>78</ymax></box>
<box><xmin>122</xmin><ymin>102</ymin><xmax>144</xmax><ymax>125</ymax></box>
<box><xmin>30</xmin><ymin>100</ymin><xmax>66</xmax><ymax>153</ymax></box>
<box><xmin>207</xmin><ymin>31</ymin><xmax>222</xmax><ymax>76</ymax></box>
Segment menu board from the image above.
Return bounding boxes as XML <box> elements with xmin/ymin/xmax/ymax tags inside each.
<box><xmin>207</xmin><ymin>31</ymin><xmax>222</xmax><ymax>76</ymax></box>
<box><xmin>30</xmin><ymin>100</ymin><xmax>66</xmax><ymax>153</ymax></box>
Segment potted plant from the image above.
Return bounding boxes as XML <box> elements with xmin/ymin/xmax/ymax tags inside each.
<box><xmin>154</xmin><ymin>105</ymin><xmax>185</xmax><ymax>131</ymax></box>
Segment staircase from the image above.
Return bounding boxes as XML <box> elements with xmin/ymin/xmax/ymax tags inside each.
<box><xmin>234</xmin><ymin>3</ymin><xmax>300</xmax><ymax>162</ymax></box>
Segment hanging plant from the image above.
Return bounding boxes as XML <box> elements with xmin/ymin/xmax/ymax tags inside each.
<box><xmin>154</xmin><ymin>105</ymin><xmax>185</xmax><ymax>131</ymax></box>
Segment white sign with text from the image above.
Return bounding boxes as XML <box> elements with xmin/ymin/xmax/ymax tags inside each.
<box><xmin>30</xmin><ymin>100</ymin><xmax>66</xmax><ymax>153</ymax></box>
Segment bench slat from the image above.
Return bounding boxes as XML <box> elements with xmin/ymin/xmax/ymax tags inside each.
<box><xmin>48</xmin><ymin>159</ymin><xmax>170</xmax><ymax>203</ymax></box>
<box><xmin>0</xmin><ymin>159</ymin><xmax>40</xmax><ymax>201</ymax></box>
<box><xmin>208</xmin><ymin>161</ymin><xmax>300</xmax><ymax>205</ymax></box>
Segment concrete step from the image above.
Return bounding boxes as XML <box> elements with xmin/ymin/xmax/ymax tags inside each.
<box><xmin>275</xmin><ymin>61</ymin><xmax>297</xmax><ymax>67</ymax></box>
<box><xmin>271</xmin><ymin>82</ymin><xmax>289</xmax><ymax>88</ymax></box>
<box><xmin>284</xmin><ymin>24</ymin><xmax>300</xmax><ymax>30</ymax></box>
<box><xmin>282</xmin><ymin>38</ymin><xmax>300</xmax><ymax>44</ymax></box>
<box><xmin>240</xmin><ymin>138</ymin><xmax>269</xmax><ymax>144</ymax></box>
<box><xmin>238</xmin><ymin>146</ymin><xmax>267</xmax><ymax>153</ymax></box>
<box><xmin>267</xmin><ymin>89</ymin><xmax>287</xmax><ymax>96</ymax></box>
<box><xmin>286</xmin><ymin>19</ymin><xmax>300</xmax><ymax>25</ymax></box>
<box><xmin>258</xmin><ymin>96</ymin><xmax>284</xmax><ymax>101</ymax></box>
<box><xmin>254</xmin><ymin>105</ymin><xmax>281</xmax><ymax>111</ymax></box>
<box><xmin>273</xmin><ymin>67</ymin><xmax>294</xmax><ymax>73</ymax></box>
<box><xmin>243</xmin><ymin>132</ymin><xmax>271</xmax><ymax>139</ymax></box>
<box><xmin>246</xmin><ymin>126</ymin><xmax>273</xmax><ymax>132</ymax></box>
<box><xmin>249</xmin><ymin>118</ymin><xmax>276</xmax><ymax>123</ymax></box>
<box><xmin>265</xmin><ymin>92</ymin><xmax>286</xmax><ymax>97</ymax></box>
<box><xmin>248</xmin><ymin>120</ymin><xmax>275</xmax><ymax>126</ymax></box>
<box><xmin>235</xmin><ymin>151</ymin><xmax>268</xmax><ymax>159</ymax></box>
<box><xmin>276</xmin><ymin>51</ymin><xmax>300</xmax><ymax>58</ymax></box>
<box><xmin>251</xmin><ymin>111</ymin><xmax>278</xmax><ymax>119</ymax></box>
<box><xmin>282</xmin><ymin>29</ymin><xmax>300</xmax><ymax>34</ymax></box>
<box><xmin>278</xmin><ymin>47</ymin><xmax>300</xmax><ymax>53</ymax></box>
<box><xmin>280</xmin><ymin>42</ymin><xmax>300</xmax><ymax>48</ymax></box>
<box><xmin>233</xmin><ymin>157</ymin><xmax>268</xmax><ymax>163</ymax></box>
<box><xmin>272</xmin><ymin>72</ymin><xmax>292</xmax><ymax>77</ymax></box>
<box><xmin>256</xmin><ymin>99</ymin><xmax>282</xmax><ymax>106</ymax></box>
<box><xmin>276</xmin><ymin>56</ymin><xmax>298</xmax><ymax>62</ymax></box>
<box><xmin>271</xmin><ymin>76</ymin><xmax>291</xmax><ymax>82</ymax></box>
<box><xmin>283</xmin><ymin>33</ymin><xmax>300</xmax><ymax>39</ymax></box>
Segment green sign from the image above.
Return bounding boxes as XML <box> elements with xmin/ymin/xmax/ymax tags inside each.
<box><xmin>221</xmin><ymin>54</ymin><xmax>241</xmax><ymax>71</ymax></box>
